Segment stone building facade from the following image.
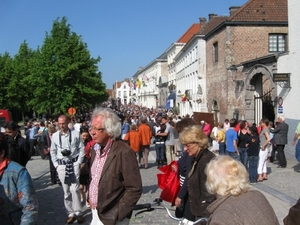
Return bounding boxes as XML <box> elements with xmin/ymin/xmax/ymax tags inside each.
<box><xmin>204</xmin><ymin>0</ymin><xmax>288</xmax><ymax>123</ymax></box>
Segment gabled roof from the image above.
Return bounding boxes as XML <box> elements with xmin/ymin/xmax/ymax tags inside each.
<box><xmin>203</xmin><ymin>0</ymin><xmax>288</xmax><ymax>40</ymax></box>
<box><xmin>199</xmin><ymin>16</ymin><xmax>228</xmax><ymax>35</ymax></box>
<box><xmin>177</xmin><ymin>24</ymin><xmax>201</xmax><ymax>43</ymax></box>
<box><xmin>132</xmin><ymin>52</ymin><xmax>167</xmax><ymax>77</ymax></box>
<box><xmin>228</xmin><ymin>0</ymin><xmax>288</xmax><ymax>22</ymax></box>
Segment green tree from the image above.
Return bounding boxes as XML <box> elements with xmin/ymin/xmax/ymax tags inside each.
<box><xmin>7</xmin><ymin>41</ymin><xmax>35</xmax><ymax>122</ymax></box>
<box><xmin>29</xmin><ymin>17</ymin><xmax>108</xmax><ymax>115</ymax></box>
<box><xmin>0</xmin><ymin>52</ymin><xmax>13</xmax><ymax>109</ymax></box>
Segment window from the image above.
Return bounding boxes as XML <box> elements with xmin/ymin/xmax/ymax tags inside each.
<box><xmin>269</xmin><ymin>34</ymin><xmax>287</xmax><ymax>52</ymax></box>
<box><xmin>213</xmin><ymin>42</ymin><xmax>218</xmax><ymax>63</ymax></box>
<box><xmin>118</xmin><ymin>91</ymin><xmax>121</xmax><ymax>97</ymax></box>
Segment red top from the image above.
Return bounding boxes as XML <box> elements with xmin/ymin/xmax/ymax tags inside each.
<box><xmin>85</xmin><ymin>139</ymin><xmax>95</xmax><ymax>159</ymax></box>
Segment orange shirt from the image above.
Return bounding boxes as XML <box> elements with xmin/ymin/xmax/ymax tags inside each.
<box><xmin>124</xmin><ymin>130</ymin><xmax>142</xmax><ymax>152</ymax></box>
<box><xmin>138</xmin><ymin>123</ymin><xmax>152</xmax><ymax>146</ymax></box>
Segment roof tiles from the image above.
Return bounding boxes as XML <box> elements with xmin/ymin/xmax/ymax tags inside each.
<box><xmin>177</xmin><ymin>24</ymin><xmax>201</xmax><ymax>43</ymax></box>
<box><xmin>199</xmin><ymin>16</ymin><xmax>228</xmax><ymax>35</ymax></box>
<box><xmin>228</xmin><ymin>0</ymin><xmax>288</xmax><ymax>22</ymax></box>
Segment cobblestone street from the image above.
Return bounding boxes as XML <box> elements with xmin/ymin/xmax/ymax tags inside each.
<box><xmin>28</xmin><ymin>146</ymin><xmax>299</xmax><ymax>225</ymax></box>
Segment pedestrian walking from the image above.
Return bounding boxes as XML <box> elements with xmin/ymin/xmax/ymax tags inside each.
<box><xmin>270</xmin><ymin>115</ymin><xmax>289</xmax><ymax>168</ymax></box>
<box><xmin>50</xmin><ymin>115</ymin><xmax>85</xmax><ymax>224</ymax></box>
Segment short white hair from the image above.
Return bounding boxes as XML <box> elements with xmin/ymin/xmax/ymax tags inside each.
<box><xmin>205</xmin><ymin>155</ymin><xmax>250</xmax><ymax>196</ymax></box>
<box><xmin>278</xmin><ymin>115</ymin><xmax>285</xmax><ymax>121</ymax></box>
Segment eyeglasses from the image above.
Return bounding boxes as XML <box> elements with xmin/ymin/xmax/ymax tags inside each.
<box><xmin>89</xmin><ymin>126</ymin><xmax>106</xmax><ymax>132</ymax></box>
<box><xmin>183</xmin><ymin>143</ymin><xmax>196</xmax><ymax>148</ymax></box>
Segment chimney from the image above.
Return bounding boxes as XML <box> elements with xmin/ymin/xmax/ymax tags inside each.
<box><xmin>199</xmin><ymin>17</ymin><xmax>207</xmax><ymax>31</ymax></box>
<box><xmin>208</xmin><ymin>13</ymin><xmax>217</xmax><ymax>21</ymax></box>
<box><xmin>199</xmin><ymin>17</ymin><xmax>207</xmax><ymax>24</ymax></box>
<box><xmin>229</xmin><ymin>6</ymin><xmax>241</xmax><ymax>16</ymax></box>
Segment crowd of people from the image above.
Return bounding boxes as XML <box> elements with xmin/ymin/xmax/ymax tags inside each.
<box><xmin>0</xmin><ymin>103</ymin><xmax>299</xmax><ymax>224</ymax></box>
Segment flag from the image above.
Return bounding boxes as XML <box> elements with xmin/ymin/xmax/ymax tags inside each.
<box><xmin>129</xmin><ymin>81</ymin><xmax>134</xmax><ymax>89</ymax></box>
<box><xmin>142</xmin><ymin>73</ymin><xmax>149</xmax><ymax>82</ymax></box>
<box><xmin>136</xmin><ymin>79</ymin><xmax>141</xmax><ymax>89</ymax></box>
<box><xmin>182</xmin><ymin>93</ymin><xmax>187</xmax><ymax>102</ymax></box>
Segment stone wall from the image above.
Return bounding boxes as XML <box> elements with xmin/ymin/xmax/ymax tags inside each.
<box><xmin>206</xmin><ymin>25</ymin><xmax>288</xmax><ymax>122</ymax></box>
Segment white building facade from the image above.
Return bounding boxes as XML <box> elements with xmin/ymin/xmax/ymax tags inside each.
<box><xmin>166</xmin><ymin>43</ymin><xmax>185</xmax><ymax>110</ymax></box>
<box><xmin>133</xmin><ymin>53</ymin><xmax>168</xmax><ymax>109</ymax></box>
<box><xmin>174</xmin><ymin>34</ymin><xmax>207</xmax><ymax>116</ymax></box>
<box><xmin>276</xmin><ymin>0</ymin><xmax>300</xmax><ymax>156</ymax></box>
<box><xmin>115</xmin><ymin>81</ymin><xmax>130</xmax><ymax>105</ymax></box>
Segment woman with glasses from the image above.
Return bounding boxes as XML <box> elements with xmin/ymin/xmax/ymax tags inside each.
<box><xmin>178</xmin><ymin>125</ymin><xmax>216</xmax><ymax>222</ymax></box>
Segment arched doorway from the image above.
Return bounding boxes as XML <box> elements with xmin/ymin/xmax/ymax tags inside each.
<box><xmin>245</xmin><ymin>64</ymin><xmax>276</xmax><ymax>124</ymax></box>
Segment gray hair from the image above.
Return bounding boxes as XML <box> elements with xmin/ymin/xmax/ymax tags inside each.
<box><xmin>91</xmin><ymin>107</ymin><xmax>121</xmax><ymax>140</ymax></box>
<box><xmin>278</xmin><ymin>115</ymin><xmax>285</xmax><ymax>121</ymax></box>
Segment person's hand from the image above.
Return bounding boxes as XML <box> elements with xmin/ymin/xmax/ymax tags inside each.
<box><xmin>292</xmin><ymin>140</ymin><xmax>296</xmax><ymax>146</ymax></box>
<box><xmin>175</xmin><ymin>197</ymin><xmax>181</xmax><ymax>207</ymax></box>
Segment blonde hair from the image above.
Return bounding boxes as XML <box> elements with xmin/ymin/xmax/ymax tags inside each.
<box><xmin>48</xmin><ymin>124</ymin><xmax>56</xmax><ymax>134</ymax></box>
<box><xmin>179</xmin><ymin>125</ymin><xmax>209</xmax><ymax>149</ymax></box>
<box><xmin>205</xmin><ymin>155</ymin><xmax>250</xmax><ymax>196</ymax></box>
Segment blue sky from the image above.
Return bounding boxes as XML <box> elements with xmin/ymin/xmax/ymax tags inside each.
<box><xmin>0</xmin><ymin>0</ymin><xmax>246</xmax><ymax>89</ymax></box>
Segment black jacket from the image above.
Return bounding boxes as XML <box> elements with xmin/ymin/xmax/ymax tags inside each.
<box><xmin>187</xmin><ymin>149</ymin><xmax>216</xmax><ymax>217</ymax></box>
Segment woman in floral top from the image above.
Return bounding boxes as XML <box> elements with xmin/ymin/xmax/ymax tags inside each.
<box><xmin>0</xmin><ymin>133</ymin><xmax>38</xmax><ymax>224</ymax></box>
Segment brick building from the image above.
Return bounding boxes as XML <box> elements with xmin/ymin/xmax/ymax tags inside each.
<box><xmin>204</xmin><ymin>0</ymin><xmax>288</xmax><ymax>124</ymax></box>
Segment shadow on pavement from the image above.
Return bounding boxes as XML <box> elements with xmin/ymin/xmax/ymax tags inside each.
<box><xmin>292</xmin><ymin>163</ymin><xmax>300</xmax><ymax>172</ymax></box>
<box><xmin>142</xmin><ymin>184</ymin><xmax>159</xmax><ymax>194</ymax></box>
<box><xmin>34</xmin><ymin>173</ymin><xmax>92</xmax><ymax>225</ymax></box>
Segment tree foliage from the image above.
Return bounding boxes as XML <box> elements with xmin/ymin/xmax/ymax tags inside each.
<box><xmin>0</xmin><ymin>52</ymin><xmax>13</xmax><ymax>109</ymax></box>
<box><xmin>0</xmin><ymin>16</ymin><xmax>108</xmax><ymax>118</ymax></box>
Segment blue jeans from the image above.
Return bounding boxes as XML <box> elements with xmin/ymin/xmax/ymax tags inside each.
<box><xmin>296</xmin><ymin>140</ymin><xmax>300</xmax><ymax>163</ymax></box>
<box><xmin>155</xmin><ymin>143</ymin><xmax>165</xmax><ymax>161</ymax></box>
<box><xmin>248</xmin><ymin>156</ymin><xmax>259</xmax><ymax>183</ymax></box>
<box><xmin>238</xmin><ymin>147</ymin><xmax>248</xmax><ymax>169</ymax></box>
<box><xmin>227</xmin><ymin>151</ymin><xmax>241</xmax><ymax>161</ymax></box>
<box><xmin>219</xmin><ymin>142</ymin><xmax>226</xmax><ymax>155</ymax></box>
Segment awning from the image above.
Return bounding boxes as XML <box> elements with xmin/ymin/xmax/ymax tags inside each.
<box><xmin>167</xmin><ymin>92</ymin><xmax>176</xmax><ymax>100</ymax></box>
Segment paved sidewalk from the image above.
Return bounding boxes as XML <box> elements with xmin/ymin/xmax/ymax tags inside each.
<box><xmin>26</xmin><ymin>147</ymin><xmax>299</xmax><ymax>225</ymax></box>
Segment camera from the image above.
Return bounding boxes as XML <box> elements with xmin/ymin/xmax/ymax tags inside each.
<box><xmin>61</xmin><ymin>149</ymin><xmax>71</xmax><ymax>157</ymax></box>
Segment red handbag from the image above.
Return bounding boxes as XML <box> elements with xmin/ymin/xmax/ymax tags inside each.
<box><xmin>157</xmin><ymin>161</ymin><xmax>180</xmax><ymax>206</ymax></box>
